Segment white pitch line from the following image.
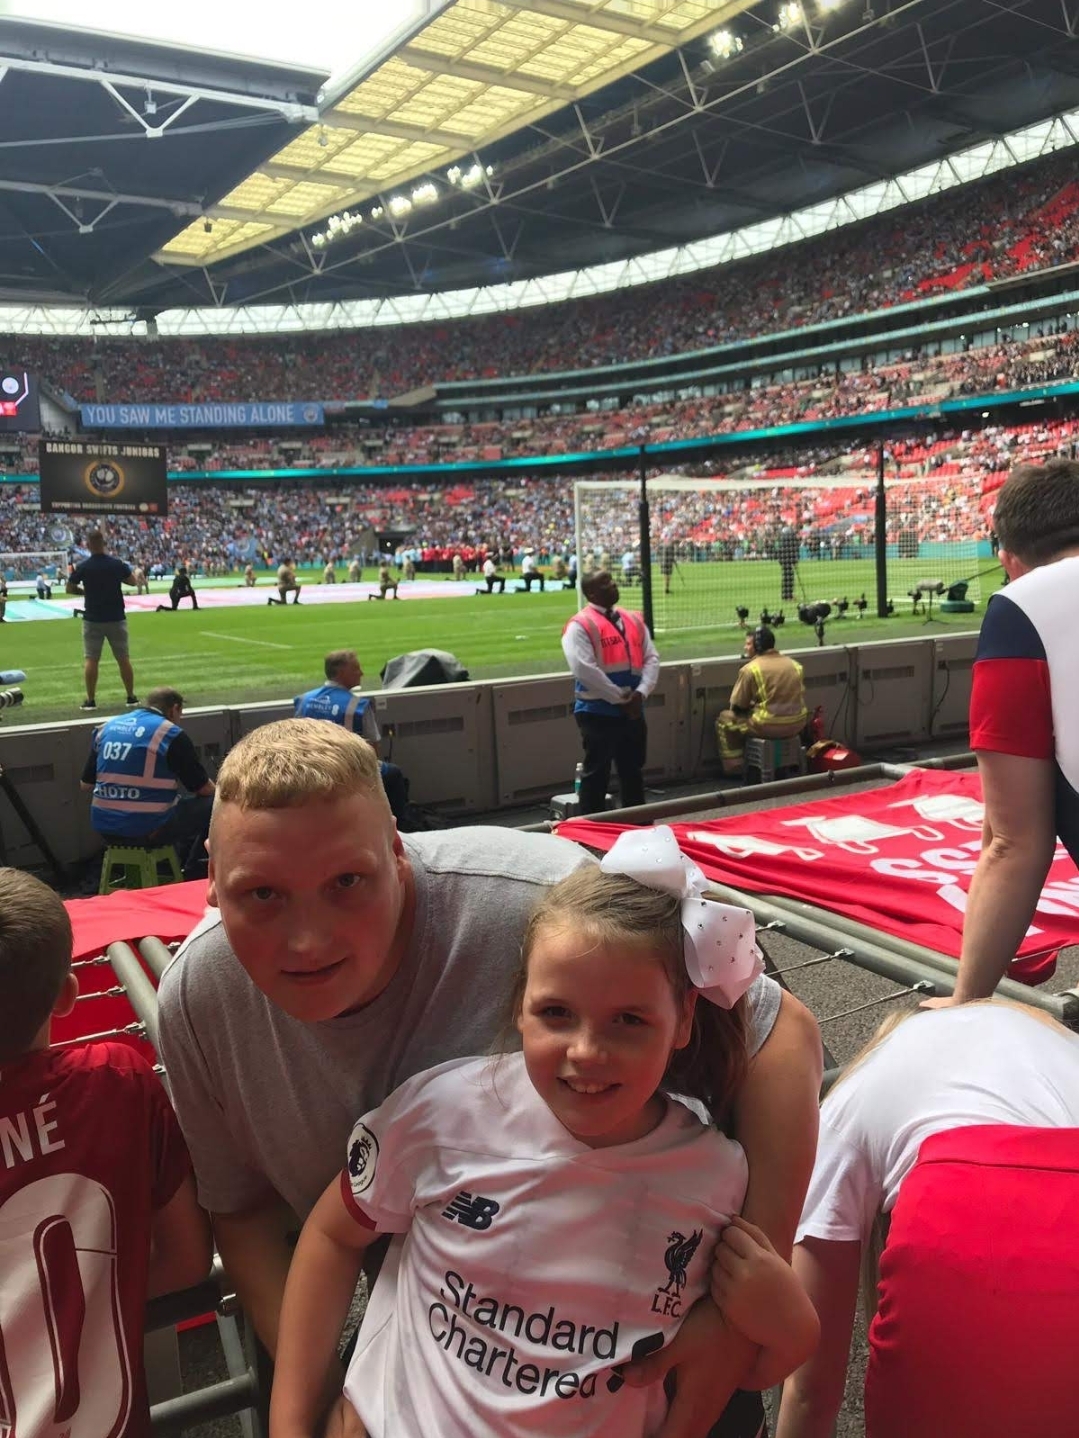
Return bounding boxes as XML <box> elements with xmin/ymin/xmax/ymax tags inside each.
<box><xmin>199</xmin><ymin>631</ymin><xmax>293</xmax><ymax>650</ymax></box>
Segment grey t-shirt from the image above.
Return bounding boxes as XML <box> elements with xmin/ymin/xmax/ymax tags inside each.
<box><xmin>157</xmin><ymin>826</ymin><xmax>782</xmax><ymax>1219</ymax></box>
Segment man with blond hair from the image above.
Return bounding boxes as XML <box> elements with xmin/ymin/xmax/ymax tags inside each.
<box><xmin>158</xmin><ymin>719</ymin><xmax>821</xmax><ymax>1438</ymax></box>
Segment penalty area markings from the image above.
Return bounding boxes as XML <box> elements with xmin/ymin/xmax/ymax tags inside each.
<box><xmin>199</xmin><ymin>631</ymin><xmax>293</xmax><ymax>650</ymax></box>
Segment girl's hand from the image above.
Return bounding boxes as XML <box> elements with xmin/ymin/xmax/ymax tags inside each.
<box><xmin>711</xmin><ymin>1216</ymin><xmax>814</xmax><ymax>1354</ymax></box>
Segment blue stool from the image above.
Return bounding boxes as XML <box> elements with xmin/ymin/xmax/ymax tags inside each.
<box><xmin>743</xmin><ymin>734</ymin><xmax>806</xmax><ymax>785</ymax></box>
<box><xmin>99</xmin><ymin>843</ymin><xmax>183</xmax><ymax>894</ymax></box>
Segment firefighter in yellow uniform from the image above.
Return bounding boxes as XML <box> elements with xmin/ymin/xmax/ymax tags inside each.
<box><xmin>717</xmin><ymin>625</ymin><xmax>808</xmax><ymax>776</ymax></box>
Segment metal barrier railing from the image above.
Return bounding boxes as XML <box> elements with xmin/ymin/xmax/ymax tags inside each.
<box><xmin>718</xmin><ymin>884</ymin><xmax>1079</xmax><ymax>1025</ymax></box>
<box><xmin>518</xmin><ymin>758</ymin><xmax>911</xmax><ymax>833</ymax></box>
<box><xmin>107</xmin><ymin>940</ymin><xmax>161</xmax><ymax>1049</ymax></box>
<box><xmin>139</xmin><ymin>935</ymin><xmax>176</xmax><ymax>980</ymax></box>
<box><xmin>144</xmin><ymin>1261</ymin><xmax>270</xmax><ymax>1437</ymax></box>
<box><xmin>524</xmin><ymin>755</ymin><xmax>1079</xmax><ymax>1028</ymax></box>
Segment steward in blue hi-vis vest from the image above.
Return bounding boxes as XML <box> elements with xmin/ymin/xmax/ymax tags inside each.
<box><xmin>90</xmin><ymin>708</ymin><xmax>181</xmax><ymax>838</ymax></box>
<box><xmin>293</xmin><ymin>683</ymin><xmax>372</xmax><ymax>734</ymax></box>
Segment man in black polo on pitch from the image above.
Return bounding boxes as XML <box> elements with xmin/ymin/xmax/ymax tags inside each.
<box><xmin>67</xmin><ymin>530</ymin><xmax>138</xmax><ymax>712</ymax></box>
<box><xmin>156</xmin><ymin>563</ymin><xmax>199</xmax><ymax>611</ymax></box>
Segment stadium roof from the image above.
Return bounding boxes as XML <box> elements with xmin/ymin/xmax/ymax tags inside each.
<box><xmin>158</xmin><ymin>0</ymin><xmax>739</xmax><ymax>268</ymax></box>
<box><xmin>0</xmin><ymin>0</ymin><xmax>1078</xmax><ymax>323</ymax></box>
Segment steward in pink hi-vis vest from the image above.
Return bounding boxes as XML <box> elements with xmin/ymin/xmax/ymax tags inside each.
<box><xmin>564</xmin><ymin>607</ymin><xmax>647</xmax><ymax>718</ymax></box>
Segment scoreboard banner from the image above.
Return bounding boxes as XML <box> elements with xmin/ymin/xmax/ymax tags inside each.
<box><xmin>79</xmin><ymin>401</ymin><xmax>325</xmax><ymax>429</ymax></box>
<box><xmin>0</xmin><ymin>369</ymin><xmax>41</xmax><ymax>432</ymax></box>
<box><xmin>39</xmin><ymin>440</ymin><xmax>168</xmax><ymax>516</ymax></box>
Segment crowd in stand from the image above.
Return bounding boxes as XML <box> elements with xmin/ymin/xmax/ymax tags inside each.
<box><xmin>5</xmin><ymin>410</ymin><xmax>1072</xmax><ymax>577</ymax></box>
<box><xmin>6</xmin><ymin>325</ymin><xmax>1079</xmax><ymax>484</ymax></box>
<box><xmin>11</xmin><ymin>151</ymin><xmax>1079</xmax><ymax>402</ymax></box>
<box><xmin>4</xmin><ymin>151</ymin><xmax>1078</xmax><ymax>581</ymax></box>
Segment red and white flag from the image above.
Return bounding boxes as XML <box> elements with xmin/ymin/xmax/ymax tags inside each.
<box><xmin>559</xmin><ymin>770</ymin><xmax>1079</xmax><ymax>984</ymax></box>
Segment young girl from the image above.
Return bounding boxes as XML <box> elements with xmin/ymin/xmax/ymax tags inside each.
<box><xmin>270</xmin><ymin>827</ymin><xmax>817</xmax><ymax>1438</ymax></box>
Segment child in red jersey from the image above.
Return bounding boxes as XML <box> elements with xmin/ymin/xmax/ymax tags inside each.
<box><xmin>0</xmin><ymin>868</ymin><xmax>211</xmax><ymax>1438</ymax></box>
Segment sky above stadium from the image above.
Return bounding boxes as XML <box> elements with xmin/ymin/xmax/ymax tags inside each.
<box><xmin>0</xmin><ymin>0</ymin><xmax>427</xmax><ymax>85</ymax></box>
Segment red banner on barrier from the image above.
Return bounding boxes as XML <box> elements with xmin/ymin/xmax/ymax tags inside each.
<box><xmin>558</xmin><ymin>770</ymin><xmax>1079</xmax><ymax>984</ymax></box>
<box><xmin>65</xmin><ymin>879</ymin><xmax>210</xmax><ymax>965</ymax></box>
<box><xmin>53</xmin><ymin>880</ymin><xmax>209</xmax><ymax>1062</ymax></box>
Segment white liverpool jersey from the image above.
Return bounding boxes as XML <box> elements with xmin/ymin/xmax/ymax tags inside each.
<box><xmin>341</xmin><ymin>1052</ymin><xmax>747</xmax><ymax>1437</ymax></box>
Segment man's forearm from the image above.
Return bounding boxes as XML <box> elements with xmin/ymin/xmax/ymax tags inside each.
<box><xmin>707</xmin><ymin>992</ymin><xmax>821</xmax><ymax>1395</ymax></box>
<box><xmin>955</xmin><ymin>840</ymin><xmax>1053</xmax><ymax>1001</ymax></box>
<box><xmin>213</xmin><ymin>1202</ymin><xmax>297</xmax><ymax>1358</ymax></box>
<box><xmin>735</xmin><ymin>991</ymin><xmax>822</xmax><ymax>1258</ymax></box>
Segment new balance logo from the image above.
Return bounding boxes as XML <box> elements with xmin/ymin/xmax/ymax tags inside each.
<box><xmin>442</xmin><ymin>1191</ymin><xmax>501</xmax><ymax>1230</ymax></box>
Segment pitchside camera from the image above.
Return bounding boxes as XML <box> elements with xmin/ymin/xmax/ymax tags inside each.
<box><xmin>798</xmin><ymin>601</ymin><xmax>831</xmax><ymax>625</ymax></box>
<box><xmin>0</xmin><ymin>670</ymin><xmax>27</xmax><ymax>720</ymax></box>
<box><xmin>736</xmin><ymin>605</ymin><xmax>750</xmax><ymax>625</ymax></box>
<box><xmin>908</xmin><ymin>578</ymin><xmax>945</xmax><ymax>617</ymax></box>
<box><xmin>798</xmin><ymin>600</ymin><xmax>832</xmax><ymax>647</ymax></box>
<box><xmin>759</xmin><ymin>608</ymin><xmax>784</xmax><ymax>627</ymax></box>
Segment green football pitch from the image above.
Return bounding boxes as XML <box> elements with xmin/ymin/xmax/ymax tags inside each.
<box><xmin>7</xmin><ymin>558</ymin><xmax>1003</xmax><ymax>726</ymax></box>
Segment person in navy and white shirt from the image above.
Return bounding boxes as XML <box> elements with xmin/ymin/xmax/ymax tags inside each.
<box><xmin>948</xmin><ymin>459</ymin><xmax>1079</xmax><ymax>1003</ymax></box>
<box><xmin>269</xmin><ymin>830</ymin><xmax>818</xmax><ymax>1438</ymax></box>
<box><xmin>294</xmin><ymin>650</ymin><xmax>409</xmax><ymax>822</ymax></box>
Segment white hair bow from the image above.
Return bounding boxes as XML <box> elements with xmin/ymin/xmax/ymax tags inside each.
<box><xmin>599</xmin><ymin>826</ymin><xmax>763</xmax><ymax>1009</ymax></box>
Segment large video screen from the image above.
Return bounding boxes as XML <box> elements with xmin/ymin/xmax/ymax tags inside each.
<box><xmin>38</xmin><ymin>439</ymin><xmax>168</xmax><ymax>516</ymax></box>
<box><xmin>0</xmin><ymin>369</ymin><xmax>41</xmax><ymax>432</ymax></box>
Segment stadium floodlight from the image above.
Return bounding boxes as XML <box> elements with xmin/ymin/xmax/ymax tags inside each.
<box><xmin>311</xmin><ymin>207</ymin><xmax>363</xmax><ymax>249</ymax></box>
<box><xmin>774</xmin><ymin>1</ymin><xmax>804</xmax><ymax>28</ymax></box>
<box><xmin>411</xmin><ymin>182</ymin><xmax>438</xmax><ymax>206</ymax></box>
<box><xmin>448</xmin><ymin>161</ymin><xmax>494</xmax><ymax>190</ymax></box>
<box><xmin>707</xmin><ymin>28</ymin><xmax>744</xmax><ymax>57</ymax></box>
<box><xmin>818</xmin><ymin>0</ymin><xmax>844</xmax><ymax>10</ymax></box>
<box><xmin>371</xmin><ymin>204</ymin><xmax>384</xmax><ymax>219</ymax></box>
<box><xmin>388</xmin><ymin>194</ymin><xmax>413</xmax><ymax>218</ymax></box>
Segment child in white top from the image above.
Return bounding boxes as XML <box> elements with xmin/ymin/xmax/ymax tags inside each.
<box><xmin>271</xmin><ymin>827</ymin><xmax>818</xmax><ymax>1438</ymax></box>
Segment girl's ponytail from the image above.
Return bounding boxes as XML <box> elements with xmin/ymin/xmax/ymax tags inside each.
<box><xmin>665</xmin><ymin>996</ymin><xmax>748</xmax><ymax>1132</ymax></box>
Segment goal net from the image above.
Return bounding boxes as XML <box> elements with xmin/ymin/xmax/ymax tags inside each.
<box><xmin>573</xmin><ymin>472</ymin><xmax>991</xmax><ymax>652</ymax></box>
<box><xmin>0</xmin><ymin>551</ymin><xmax>68</xmax><ymax>590</ymax></box>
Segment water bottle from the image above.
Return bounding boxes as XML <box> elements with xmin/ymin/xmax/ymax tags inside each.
<box><xmin>574</xmin><ymin>763</ymin><xmax>583</xmax><ymax>796</ymax></box>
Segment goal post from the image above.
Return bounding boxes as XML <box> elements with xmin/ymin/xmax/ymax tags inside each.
<box><xmin>572</xmin><ymin>471</ymin><xmax>993</xmax><ymax>652</ymax></box>
<box><xmin>0</xmin><ymin>551</ymin><xmax>69</xmax><ymax>589</ymax></box>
